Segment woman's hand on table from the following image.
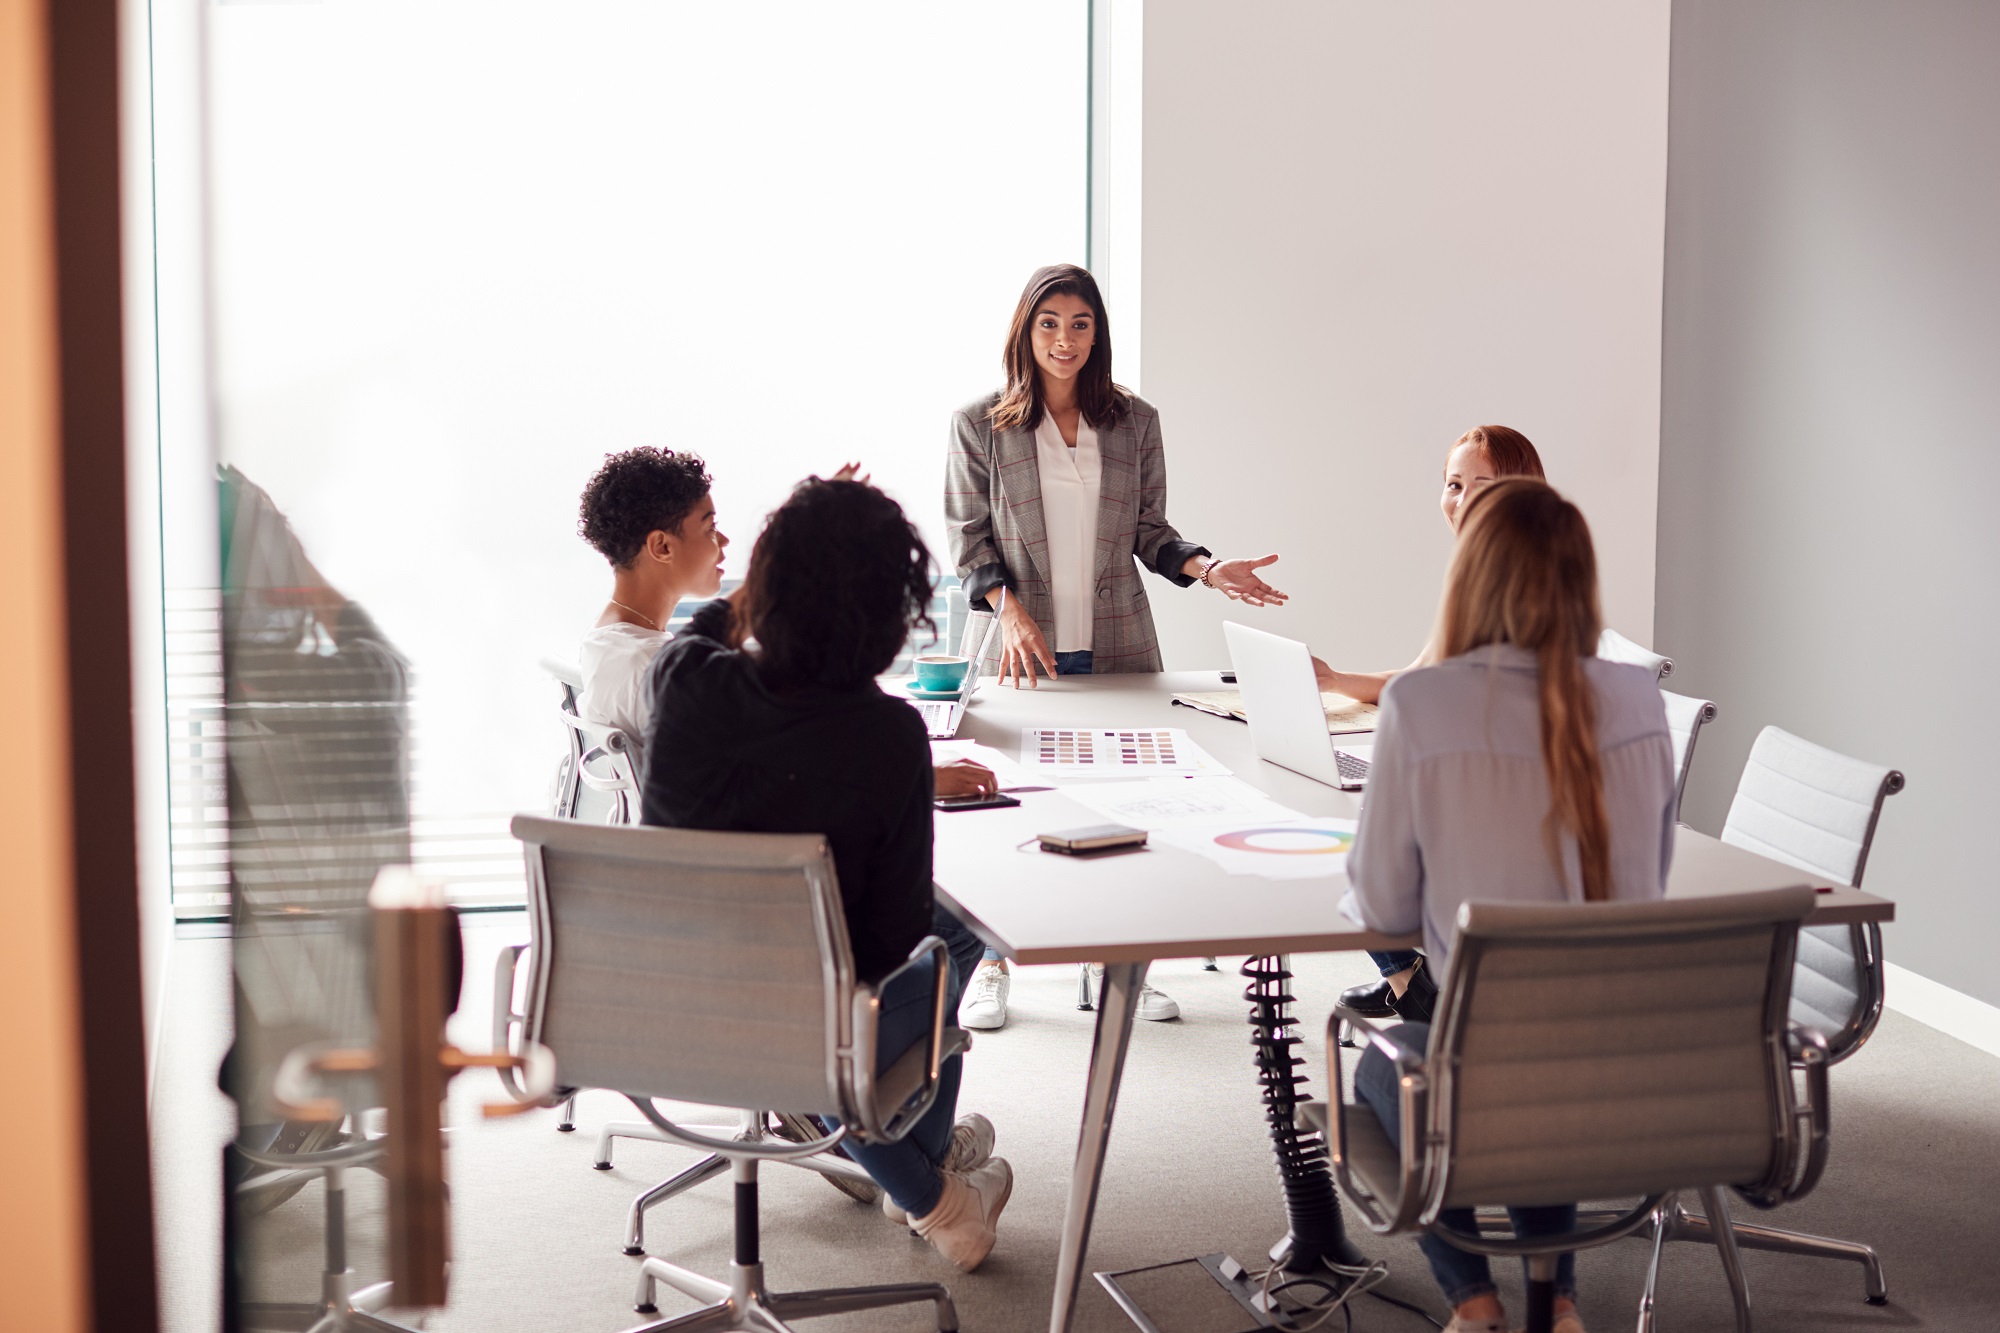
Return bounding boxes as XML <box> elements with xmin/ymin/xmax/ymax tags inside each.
<box><xmin>991</xmin><ymin>594</ymin><xmax>1057</xmax><ymax>688</ymax></box>
<box><xmin>1204</xmin><ymin>554</ymin><xmax>1290</xmax><ymax>606</ymax></box>
<box><xmin>934</xmin><ymin>759</ymin><xmax>998</xmax><ymax>798</ymax></box>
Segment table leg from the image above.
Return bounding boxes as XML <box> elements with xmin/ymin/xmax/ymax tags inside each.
<box><xmin>1048</xmin><ymin>959</ymin><xmax>1147</xmax><ymax>1333</ymax></box>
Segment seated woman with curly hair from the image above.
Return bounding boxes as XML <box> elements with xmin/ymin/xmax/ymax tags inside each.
<box><xmin>639</xmin><ymin>478</ymin><xmax>1013</xmax><ymax>1272</ymax></box>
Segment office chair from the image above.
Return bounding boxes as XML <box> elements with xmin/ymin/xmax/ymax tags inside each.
<box><xmin>234</xmin><ymin>1134</ymin><xmax>423</xmax><ymax>1333</ymax></box>
<box><xmin>1599</xmin><ymin>627</ymin><xmax>1674</xmax><ymax>681</ymax></box>
<box><xmin>522</xmin><ymin>656</ymin><xmax>648</xmax><ymax>1134</ymax></box>
<box><xmin>1310</xmin><ymin>887</ymin><xmax>1829</xmax><ymax>1333</ymax></box>
<box><xmin>1660</xmin><ymin>689</ymin><xmax>1718</xmax><ymax>821</ymax></box>
<box><xmin>1636</xmin><ymin>724</ymin><xmax>1901</xmax><ymax>1312</ymax></box>
<box><xmin>542</xmin><ymin>655</ymin><xmax>642</xmax><ymax>826</ymax></box>
<box><xmin>507</xmin><ymin>815</ymin><xmax>964</xmax><ymax>1332</ymax></box>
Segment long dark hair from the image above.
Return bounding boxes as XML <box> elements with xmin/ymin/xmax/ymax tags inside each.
<box><xmin>1438</xmin><ymin>479</ymin><xmax>1610</xmax><ymax>900</ymax></box>
<box><xmin>732</xmin><ymin>480</ymin><xmax>936</xmax><ymax>691</ymax></box>
<box><xmin>989</xmin><ymin>263</ymin><xmax>1131</xmax><ymax>433</ymax></box>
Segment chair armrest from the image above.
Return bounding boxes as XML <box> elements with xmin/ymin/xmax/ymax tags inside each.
<box><xmin>848</xmin><ymin>934</ymin><xmax>956</xmax><ymax>1144</ymax></box>
<box><xmin>1336</xmin><ymin>1005</ymin><xmax>1429</xmax><ymax>1072</ymax></box>
<box><xmin>1324</xmin><ymin>1006</ymin><xmax>1433</xmax><ymax>1235</ymax></box>
<box><xmin>1784</xmin><ymin>1022</ymin><xmax>1833</xmax><ymax>1200</ymax></box>
<box><xmin>489</xmin><ymin>944</ymin><xmax>532</xmax><ymax>1100</ymax></box>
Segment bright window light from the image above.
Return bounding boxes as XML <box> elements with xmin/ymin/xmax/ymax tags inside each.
<box><xmin>189</xmin><ymin>2</ymin><xmax>1088</xmax><ymax>904</ymax></box>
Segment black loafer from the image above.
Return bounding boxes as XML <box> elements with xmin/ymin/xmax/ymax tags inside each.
<box><xmin>1337</xmin><ymin>976</ymin><xmax>1399</xmax><ymax>1018</ymax></box>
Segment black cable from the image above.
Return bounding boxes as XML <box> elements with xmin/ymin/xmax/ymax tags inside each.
<box><xmin>1366</xmin><ymin>1288</ymin><xmax>1447</xmax><ymax>1329</ymax></box>
<box><xmin>1242</xmin><ymin>956</ymin><xmax>1365</xmax><ymax>1273</ymax></box>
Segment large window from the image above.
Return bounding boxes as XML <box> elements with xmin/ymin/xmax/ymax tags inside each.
<box><xmin>161</xmin><ymin>3</ymin><xmax>1088</xmax><ymax>912</ymax></box>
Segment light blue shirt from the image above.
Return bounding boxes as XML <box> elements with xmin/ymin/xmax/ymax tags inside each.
<box><xmin>1342</xmin><ymin>643</ymin><xmax>1678</xmax><ymax>971</ymax></box>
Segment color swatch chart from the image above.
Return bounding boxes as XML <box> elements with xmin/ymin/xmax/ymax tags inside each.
<box><xmin>1021</xmin><ymin>727</ymin><xmax>1223</xmax><ymax>776</ymax></box>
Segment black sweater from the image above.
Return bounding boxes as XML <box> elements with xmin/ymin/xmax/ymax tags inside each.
<box><xmin>639</xmin><ymin>600</ymin><xmax>935</xmax><ymax>983</ymax></box>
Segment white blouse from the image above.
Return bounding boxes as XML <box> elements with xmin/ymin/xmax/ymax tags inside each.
<box><xmin>1034</xmin><ymin>412</ymin><xmax>1103</xmax><ymax>653</ymax></box>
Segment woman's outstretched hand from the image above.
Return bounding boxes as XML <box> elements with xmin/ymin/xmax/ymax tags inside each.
<box><xmin>1206</xmin><ymin>554</ymin><xmax>1290</xmax><ymax>607</ymax></box>
<box><xmin>827</xmin><ymin>461</ymin><xmax>872</xmax><ymax>484</ymax></box>
<box><xmin>993</xmin><ymin>595</ymin><xmax>1058</xmax><ymax>688</ymax></box>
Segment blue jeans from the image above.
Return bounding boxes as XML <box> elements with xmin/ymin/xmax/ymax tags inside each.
<box><xmin>1355</xmin><ymin>1021</ymin><xmax>1578</xmax><ymax>1307</ymax></box>
<box><xmin>832</xmin><ymin>955</ymin><xmax>961</xmax><ymax>1220</ymax></box>
<box><xmin>1369</xmin><ymin>948</ymin><xmax>1423</xmax><ymax>977</ymax></box>
<box><xmin>932</xmin><ymin>901</ymin><xmax>987</xmax><ymax>1013</ymax></box>
<box><xmin>1053</xmin><ymin>649</ymin><xmax>1093</xmax><ymax>675</ymax></box>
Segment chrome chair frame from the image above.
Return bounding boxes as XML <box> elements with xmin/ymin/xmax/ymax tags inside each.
<box><xmin>1660</xmin><ymin>688</ymin><xmax>1718</xmax><ymax>822</ymax></box>
<box><xmin>507</xmin><ymin>816</ymin><xmax>963</xmax><ymax>1332</ymax></box>
<box><xmin>1316</xmin><ymin>889</ymin><xmax>1829</xmax><ymax>1333</ymax></box>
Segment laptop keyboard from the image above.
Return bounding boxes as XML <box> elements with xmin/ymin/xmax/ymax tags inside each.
<box><xmin>1335</xmin><ymin>749</ymin><xmax>1370</xmax><ymax>784</ymax></box>
<box><xmin>916</xmin><ymin>700</ymin><xmax>961</xmax><ymax>739</ymax></box>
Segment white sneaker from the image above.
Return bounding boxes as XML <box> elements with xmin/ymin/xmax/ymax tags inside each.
<box><xmin>959</xmin><ymin>964</ymin><xmax>1010</xmax><ymax>1030</ymax></box>
<box><xmin>883</xmin><ymin>1114</ymin><xmax>997</xmax><ymax>1224</ymax></box>
<box><xmin>1088</xmin><ymin>964</ymin><xmax>1181</xmax><ymax>1021</ymax></box>
<box><xmin>913</xmin><ymin>1157</ymin><xmax>1013</xmax><ymax>1272</ymax></box>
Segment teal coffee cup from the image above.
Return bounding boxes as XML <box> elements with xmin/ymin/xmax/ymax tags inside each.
<box><xmin>913</xmin><ymin>654</ymin><xmax>971</xmax><ymax>692</ymax></box>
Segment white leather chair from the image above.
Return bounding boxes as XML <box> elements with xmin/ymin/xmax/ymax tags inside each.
<box><xmin>1627</xmin><ymin>725</ymin><xmax>1905</xmax><ymax>1319</ymax></box>
<box><xmin>505</xmin><ymin>816</ymin><xmax>964</xmax><ymax>1332</ymax></box>
<box><xmin>1599</xmin><ymin>627</ymin><xmax>1674</xmax><ymax>681</ymax></box>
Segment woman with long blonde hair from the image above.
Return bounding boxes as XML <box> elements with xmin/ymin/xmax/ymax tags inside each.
<box><xmin>1340</xmin><ymin>478</ymin><xmax>1676</xmax><ymax>1333</ymax></box>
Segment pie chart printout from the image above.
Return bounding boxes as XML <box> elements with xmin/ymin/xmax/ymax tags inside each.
<box><xmin>1213</xmin><ymin>826</ymin><xmax>1356</xmax><ymax>856</ymax></box>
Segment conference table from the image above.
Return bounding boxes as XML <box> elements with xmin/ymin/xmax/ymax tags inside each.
<box><xmin>912</xmin><ymin>669</ymin><xmax>1896</xmax><ymax>1333</ymax></box>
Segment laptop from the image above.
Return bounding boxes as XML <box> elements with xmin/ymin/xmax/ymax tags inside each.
<box><xmin>910</xmin><ymin>610</ymin><xmax>1004</xmax><ymax>740</ymax></box>
<box><xmin>1223</xmin><ymin>621</ymin><xmax>1374</xmax><ymax>790</ymax></box>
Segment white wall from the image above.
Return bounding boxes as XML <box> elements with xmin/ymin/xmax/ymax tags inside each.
<box><xmin>1133</xmin><ymin>2</ymin><xmax>1672</xmax><ymax>670</ymax></box>
<box><xmin>1657</xmin><ymin>0</ymin><xmax>2000</xmax><ymax>1009</ymax></box>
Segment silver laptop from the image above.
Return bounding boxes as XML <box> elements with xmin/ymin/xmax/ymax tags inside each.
<box><xmin>1223</xmin><ymin>621</ymin><xmax>1374</xmax><ymax>790</ymax></box>
<box><xmin>911</xmin><ymin>610</ymin><xmax>1003</xmax><ymax>740</ymax></box>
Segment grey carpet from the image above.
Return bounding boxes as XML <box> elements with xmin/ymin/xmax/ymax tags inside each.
<box><xmin>152</xmin><ymin>916</ymin><xmax>2000</xmax><ymax>1332</ymax></box>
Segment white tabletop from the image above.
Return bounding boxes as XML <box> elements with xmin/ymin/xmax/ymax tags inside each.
<box><xmin>911</xmin><ymin>670</ymin><xmax>1892</xmax><ymax>965</ymax></box>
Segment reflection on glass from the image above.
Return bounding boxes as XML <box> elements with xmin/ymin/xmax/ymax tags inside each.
<box><xmin>220</xmin><ymin>465</ymin><xmax>416</xmax><ymax>1327</ymax></box>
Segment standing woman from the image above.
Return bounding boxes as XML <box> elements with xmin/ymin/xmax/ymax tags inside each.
<box><xmin>946</xmin><ymin>264</ymin><xmax>1288</xmax><ymax>687</ymax></box>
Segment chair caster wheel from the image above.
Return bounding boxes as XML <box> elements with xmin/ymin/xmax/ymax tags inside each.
<box><xmin>634</xmin><ymin>1303</ymin><xmax>657</xmax><ymax>1315</ymax></box>
<box><xmin>556</xmin><ymin>1124</ymin><xmax>576</xmax><ymax>1133</ymax></box>
<box><xmin>593</xmin><ymin>1161</ymin><xmax>613</xmax><ymax>1171</ymax></box>
<box><xmin>1867</xmin><ymin>1297</ymin><xmax>1888</xmax><ymax>1306</ymax></box>
<box><xmin>624</xmin><ymin>1246</ymin><xmax>645</xmax><ymax>1256</ymax></box>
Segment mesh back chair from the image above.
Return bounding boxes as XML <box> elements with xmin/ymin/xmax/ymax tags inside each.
<box><xmin>508</xmin><ymin>815</ymin><xmax>965</xmax><ymax>1333</ymax></box>
<box><xmin>543</xmin><ymin>655</ymin><xmax>642</xmax><ymax>826</ymax></box>
<box><xmin>1599</xmin><ymin>628</ymin><xmax>1674</xmax><ymax>681</ymax></box>
<box><xmin>1310</xmin><ymin>888</ymin><xmax>1828</xmax><ymax>1333</ymax></box>
<box><xmin>1660</xmin><ymin>690</ymin><xmax>1719</xmax><ymax>822</ymax></box>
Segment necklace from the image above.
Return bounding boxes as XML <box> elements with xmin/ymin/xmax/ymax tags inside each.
<box><xmin>609</xmin><ymin>598</ymin><xmax>663</xmax><ymax>631</ymax></box>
